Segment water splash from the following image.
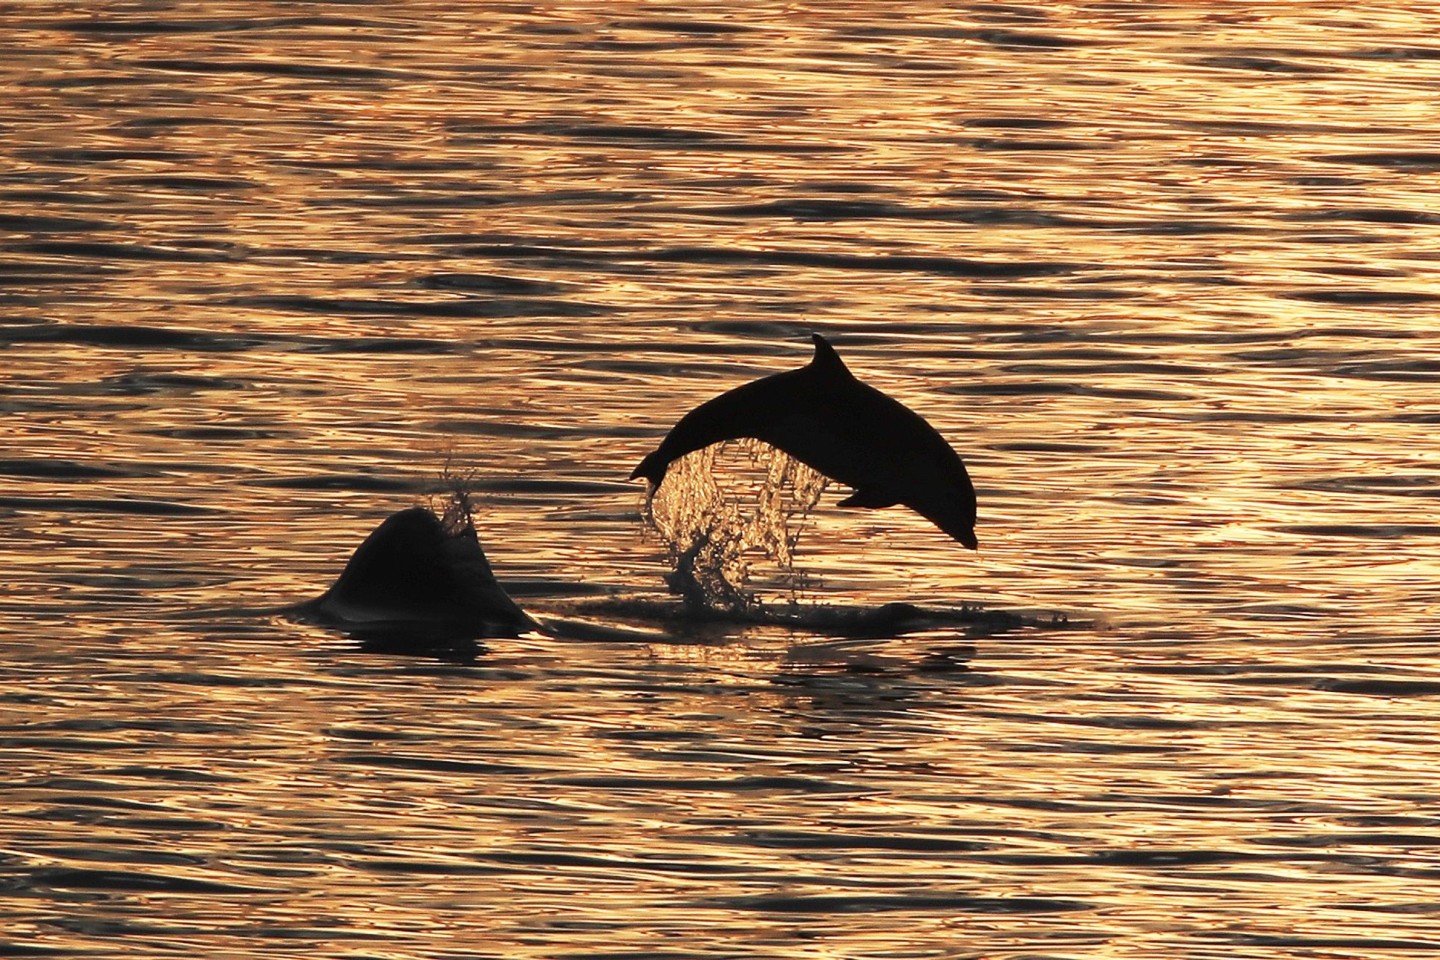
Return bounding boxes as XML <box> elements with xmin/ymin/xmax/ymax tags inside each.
<box><xmin>430</xmin><ymin>451</ymin><xmax>481</xmax><ymax>538</ymax></box>
<box><xmin>641</xmin><ymin>440</ymin><xmax>831</xmax><ymax>613</ymax></box>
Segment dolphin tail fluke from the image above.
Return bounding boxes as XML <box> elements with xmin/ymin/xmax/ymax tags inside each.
<box><xmin>629</xmin><ymin>449</ymin><xmax>669</xmax><ymax>487</ymax></box>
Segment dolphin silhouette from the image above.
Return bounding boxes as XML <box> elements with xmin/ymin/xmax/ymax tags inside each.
<box><xmin>630</xmin><ymin>334</ymin><xmax>977</xmax><ymax>548</ymax></box>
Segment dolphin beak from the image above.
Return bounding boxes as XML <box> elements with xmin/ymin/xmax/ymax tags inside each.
<box><xmin>921</xmin><ymin>507</ymin><xmax>977</xmax><ymax>549</ymax></box>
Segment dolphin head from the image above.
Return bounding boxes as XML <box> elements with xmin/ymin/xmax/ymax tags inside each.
<box><xmin>909</xmin><ymin>455</ymin><xmax>978</xmax><ymax>550</ymax></box>
<box><xmin>925</xmin><ymin>504</ymin><xmax>978</xmax><ymax>550</ymax></box>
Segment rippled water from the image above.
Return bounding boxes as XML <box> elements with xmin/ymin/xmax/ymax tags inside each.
<box><xmin>5</xmin><ymin>3</ymin><xmax>1440</xmax><ymax>956</ymax></box>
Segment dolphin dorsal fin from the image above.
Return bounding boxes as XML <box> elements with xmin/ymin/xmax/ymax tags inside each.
<box><xmin>810</xmin><ymin>333</ymin><xmax>851</xmax><ymax>378</ymax></box>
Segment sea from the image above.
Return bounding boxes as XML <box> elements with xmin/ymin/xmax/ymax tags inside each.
<box><xmin>3</xmin><ymin>3</ymin><xmax>1440</xmax><ymax>957</ymax></box>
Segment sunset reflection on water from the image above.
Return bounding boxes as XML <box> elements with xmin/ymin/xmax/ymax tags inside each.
<box><xmin>3</xmin><ymin>2</ymin><xmax>1440</xmax><ymax>957</ymax></box>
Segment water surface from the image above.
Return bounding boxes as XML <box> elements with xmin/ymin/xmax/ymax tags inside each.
<box><xmin>4</xmin><ymin>3</ymin><xmax>1440</xmax><ymax>957</ymax></box>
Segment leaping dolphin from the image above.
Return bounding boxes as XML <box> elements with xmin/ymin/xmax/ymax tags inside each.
<box><xmin>630</xmin><ymin>334</ymin><xmax>978</xmax><ymax>548</ymax></box>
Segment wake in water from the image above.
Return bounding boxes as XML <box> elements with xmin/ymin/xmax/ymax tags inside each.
<box><xmin>294</xmin><ymin>449</ymin><xmax>1068</xmax><ymax>652</ymax></box>
<box><xmin>628</xmin><ymin>441</ymin><xmax>1056</xmax><ymax>637</ymax></box>
<box><xmin>641</xmin><ymin>440</ymin><xmax>830</xmax><ymax>613</ymax></box>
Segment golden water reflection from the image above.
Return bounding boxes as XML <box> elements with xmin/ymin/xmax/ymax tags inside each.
<box><xmin>3</xmin><ymin>1</ymin><xmax>1440</xmax><ymax>958</ymax></box>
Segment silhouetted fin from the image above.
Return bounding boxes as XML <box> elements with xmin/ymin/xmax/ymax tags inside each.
<box><xmin>630</xmin><ymin>334</ymin><xmax>978</xmax><ymax>549</ymax></box>
<box><xmin>837</xmin><ymin>488</ymin><xmax>899</xmax><ymax>509</ymax></box>
<box><xmin>809</xmin><ymin>333</ymin><xmax>852</xmax><ymax>377</ymax></box>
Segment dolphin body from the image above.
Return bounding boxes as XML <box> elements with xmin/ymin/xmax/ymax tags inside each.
<box><xmin>630</xmin><ymin>334</ymin><xmax>978</xmax><ymax>548</ymax></box>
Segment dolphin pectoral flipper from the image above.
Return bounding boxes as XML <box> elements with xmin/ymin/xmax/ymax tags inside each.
<box><xmin>838</xmin><ymin>488</ymin><xmax>899</xmax><ymax>509</ymax></box>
